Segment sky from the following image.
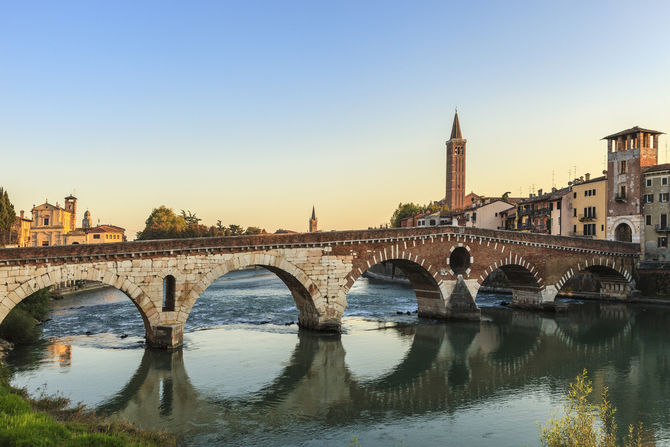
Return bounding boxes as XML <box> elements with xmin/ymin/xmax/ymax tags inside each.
<box><xmin>1</xmin><ymin>1</ymin><xmax>670</xmax><ymax>237</ymax></box>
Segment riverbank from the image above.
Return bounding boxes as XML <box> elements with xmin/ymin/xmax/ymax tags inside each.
<box><xmin>0</xmin><ymin>362</ymin><xmax>175</xmax><ymax>446</ymax></box>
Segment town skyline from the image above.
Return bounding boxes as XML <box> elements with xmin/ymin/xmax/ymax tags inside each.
<box><xmin>2</xmin><ymin>1</ymin><xmax>670</xmax><ymax>236</ymax></box>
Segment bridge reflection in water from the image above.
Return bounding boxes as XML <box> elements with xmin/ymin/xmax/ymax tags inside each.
<box><xmin>85</xmin><ymin>302</ymin><xmax>670</xmax><ymax>445</ymax></box>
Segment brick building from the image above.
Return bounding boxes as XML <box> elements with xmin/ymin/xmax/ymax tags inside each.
<box><xmin>604</xmin><ymin>126</ymin><xmax>663</xmax><ymax>242</ymax></box>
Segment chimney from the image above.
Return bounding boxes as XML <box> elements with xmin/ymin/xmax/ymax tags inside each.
<box><xmin>579</xmin><ymin>176</ymin><xmax>584</xmax><ymax>182</ymax></box>
<box><xmin>20</xmin><ymin>210</ymin><xmax>24</xmax><ymax>219</ymax></box>
<box><xmin>585</xmin><ymin>173</ymin><xmax>591</xmax><ymax>181</ymax></box>
<box><xmin>538</xmin><ymin>189</ymin><xmax>543</xmax><ymax>196</ymax></box>
<box><xmin>552</xmin><ymin>187</ymin><xmax>557</xmax><ymax>193</ymax></box>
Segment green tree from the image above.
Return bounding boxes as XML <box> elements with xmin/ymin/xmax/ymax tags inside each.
<box><xmin>390</xmin><ymin>202</ymin><xmax>425</xmax><ymax>228</ymax></box>
<box><xmin>244</xmin><ymin>226</ymin><xmax>265</xmax><ymax>235</ymax></box>
<box><xmin>539</xmin><ymin>370</ymin><xmax>644</xmax><ymax>447</ymax></box>
<box><xmin>0</xmin><ymin>188</ymin><xmax>16</xmax><ymax>246</ymax></box>
<box><xmin>228</xmin><ymin>224</ymin><xmax>245</xmax><ymax>236</ymax></box>
<box><xmin>136</xmin><ymin>206</ymin><xmax>187</xmax><ymax>240</ymax></box>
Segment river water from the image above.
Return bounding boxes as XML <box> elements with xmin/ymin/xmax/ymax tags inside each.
<box><xmin>5</xmin><ymin>270</ymin><xmax>670</xmax><ymax>446</ymax></box>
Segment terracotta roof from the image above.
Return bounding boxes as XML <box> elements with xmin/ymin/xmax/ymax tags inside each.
<box><xmin>85</xmin><ymin>225</ymin><xmax>125</xmax><ymax>233</ymax></box>
<box><xmin>450</xmin><ymin>111</ymin><xmax>462</xmax><ymax>139</ymax></box>
<box><xmin>602</xmin><ymin>126</ymin><xmax>664</xmax><ymax>140</ymax></box>
<box><xmin>643</xmin><ymin>163</ymin><xmax>670</xmax><ymax>174</ymax></box>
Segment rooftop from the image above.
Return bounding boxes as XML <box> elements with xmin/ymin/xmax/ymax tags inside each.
<box><xmin>643</xmin><ymin>163</ymin><xmax>670</xmax><ymax>174</ymax></box>
<box><xmin>602</xmin><ymin>126</ymin><xmax>664</xmax><ymax>140</ymax></box>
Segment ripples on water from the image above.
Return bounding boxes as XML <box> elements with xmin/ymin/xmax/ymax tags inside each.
<box><xmin>6</xmin><ymin>269</ymin><xmax>670</xmax><ymax>446</ymax></box>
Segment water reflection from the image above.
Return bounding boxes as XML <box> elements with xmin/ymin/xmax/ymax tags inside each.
<box><xmin>61</xmin><ymin>302</ymin><xmax>662</xmax><ymax>446</ymax></box>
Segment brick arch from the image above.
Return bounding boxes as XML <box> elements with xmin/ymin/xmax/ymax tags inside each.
<box><xmin>341</xmin><ymin>251</ymin><xmax>443</xmax><ymax>314</ymax></box>
<box><xmin>343</xmin><ymin>249</ymin><xmax>441</xmax><ymax>295</ymax></box>
<box><xmin>554</xmin><ymin>256</ymin><xmax>633</xmax><ymax>293</ymax></box>
<box><xmin>1</xmin><ymin>265</ymin><xmax>158</xmax><ymax>335</ymax></box>
<box><xmin>178</xmin><ymin>253</ymin><xmax>325</xmax><ymax>326</ymax></box>
<box><xmin>477</xmin><ymin>257</ymin><xmax>545</xmax><ymax>290</ymax></box>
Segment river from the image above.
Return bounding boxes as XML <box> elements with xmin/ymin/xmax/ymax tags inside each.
<box><xmin>5</xmin><ymin>269</ymin><xmax>670</xmax><ymax>446</ymax></box>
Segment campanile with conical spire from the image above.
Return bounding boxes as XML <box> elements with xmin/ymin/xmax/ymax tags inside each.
<box><xmin>309</xmin><ymin>206</ymin><xmax>318</xmax><ymax>232</ymax></box>
<box><xmin>445</xmin><ymin>110</ymin><xmax>467</xmax><ymax>210</ymax></box>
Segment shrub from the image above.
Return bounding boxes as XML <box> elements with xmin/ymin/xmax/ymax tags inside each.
<box><xmin>0</xmin><ymin>308</ymin><xmax>40</xmax><ymax>345</ymax></box>
<box><xmin>539</xmin><ymin>370</ymin><xmax>644</xmax><ymax>447</ymax></box>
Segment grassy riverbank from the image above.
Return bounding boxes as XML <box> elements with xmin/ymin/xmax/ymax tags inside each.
<box><xmin>0</xmin><ymin>363</ymin><xmax>176</xmax><ymax>447</ymax></box>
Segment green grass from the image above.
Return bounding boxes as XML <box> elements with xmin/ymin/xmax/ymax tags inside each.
<box><xmin>0</xmin><ymin>363</ymin><xmax>175</xmax><ymax>447</ymax></box>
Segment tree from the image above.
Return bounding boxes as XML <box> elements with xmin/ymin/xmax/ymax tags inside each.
<box><xmin>539</xmin><ymin>370</ymin><xmax>644</xmax><ymax>447</ymax></box>
<box><xmin>136</xmin><ymin>206</ymin><xmax>187</xmax><ymax>240</ymax></box>
<box><xmin>0</xmin><ymin>188</ymin><xmax>16</xmax><ymax>246</ymax></box>
<box><xmin>227</xmin><ymin>224</ymin><xmax>245</xmax><ymax>236</ymax></box>
<box><xmin>244</xmin><ymin>226</ymin><xmax>266</xmax><ymax>235</ymax></box>
<box><xmin>180</xmin><ymin>210</ymin><xmax>202</xmax><ymax>227</ymax></box>
<box><xmin>390</xmin><ymin>202</ymin><xmax>425</xmax><ymax>228</ymax></box>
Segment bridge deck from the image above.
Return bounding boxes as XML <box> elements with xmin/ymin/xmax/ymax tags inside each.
<box><xmin>0</xmin><ymin>227</ymin><xmax>639</xmax><ymax>265</ymax></box>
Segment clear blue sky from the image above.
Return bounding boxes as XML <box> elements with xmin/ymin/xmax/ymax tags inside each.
<box><xmin>2</xmin><ymin>1</ymin><xmax>669</xmax><ymax>236</ymax></box>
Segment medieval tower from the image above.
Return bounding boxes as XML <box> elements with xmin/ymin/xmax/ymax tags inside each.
<box><xmin>309</xmin><ymin>206</ymin><xmax>318</xmax><ymax>232</ymax></box>
<box><xmin>445</xmin><ymin>111</ymin><xmax>466</xmax><ymax>210</ymax></box>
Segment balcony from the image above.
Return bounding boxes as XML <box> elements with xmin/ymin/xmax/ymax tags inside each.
<box><xmin>614</xmin><ymin>194</ymin><xmax>627</xmax><ymax>203</ymax></box>
<box><xmin>655</xmin><ymin>224</ymin><xmax>670</xmax><ymax>233</ymax></box>
<box><xmin>518</xmin><ymin>208</ymin><xmax>531</xmax><ymax>216</ymax></box>
<box><xmin>579</xmin><ymin>214</ymin><xmax>597</xmax><ymax>222</ymax></box>
<box><xmin>536</xmin><ymin>207</ymin><xmax>550</xmax><ymax>216</ymax></box>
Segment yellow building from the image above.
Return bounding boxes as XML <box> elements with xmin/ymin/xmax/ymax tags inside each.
<box><xmin>30</xmin><ymin>196</ymin><xmax>77</xmax><ymax>247</ymax></box>
<box><xmin>65</xmin><ymin>224</ymin><xmax>125</xmax><ymax>245</ymax></box>
<box><xmin>570</xmin><ymin>174</ymin><xmax>607</xmax><ymax>239</ymax></box>
<box><xmin>29</xmin><ymin>195</ymin><xmax>125</xmax><ymax>246</ymax></box>
<box><xmin>9</xmin><ymin>211</ymin><xmax>32</xmax><ymax>247</ymax></box>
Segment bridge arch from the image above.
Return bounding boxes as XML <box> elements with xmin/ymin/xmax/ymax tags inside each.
<box><xmin>555</xmin><ymin>257</ymin><xmax>633</xmax><ymax>300</ymax></box>
<box><xmin>342</xmin><ymin>250</ymin><xmax>443</xmax><ymax>316</ymax></box>
<box><xmin>1</xmin><ymin>265</ymin><xmax>158</xmax><ymax>337</ymax></box>
<box><xmin>477</xmin><ymin>259</ymin><xmax>545</xmax><ymax>304</ymax></box>
<box><xmin>180</xmin><ymin>252</ymin><xmax>326</xmax><ymax>329</ymax></box>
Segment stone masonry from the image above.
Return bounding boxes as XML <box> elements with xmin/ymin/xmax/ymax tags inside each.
<box><xmin>0</xmin><ymin>227</ymin><xmax>639</xmax><ymax>348</ymax></box>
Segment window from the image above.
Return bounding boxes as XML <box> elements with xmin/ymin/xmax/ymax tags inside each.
<box><xmin>573</xmin><ymin>209</ymin><xmax>577</xmax><ymax>217</ymax></box>
<box><xmin>583</xmin><ymin>223</ymin><xmax>596</xmax><ymax>236</ymax></box>
<box><xmin>601</xmin><ymin>224</ymin><xmax>604</xmax><ymax>231</ymax></box>
<box><xmin>620</xmin><ymin>160</ymin><xmax>627</xmax><ymax>174</ymax></box>
<box><xmin>592</xmin><ymin>189</ymin><xmax>596</xmax><ymax>196</ymax></box>
<box><xmin>660</xmin><ymin>193</ymin><xmax>669</xmax><ymax>203</ymax></box>
<box><xmin>646</xmin><ymin>215</ymin><xmax>652</xmax><ymax>226</ymax></box>
<box><xmin>573</xmin><ymin>225</ymin><xmax>577</xmax><ymax>233</ymax></box>
<box><xmin>647</xmin><ymin>179</ymin><xmax>653</xmax><ymax>187</ymax></box>
<box><xmin>620</xmin><ymin>185</ymin><xmax>626</xmax><ymax>198</ymax></box>
<box><xmin>662</xmin><ymin>214</ymin><xmax>668</xmax><ymax>229</ymax></box>
<box><xmin>663</xmin><ymin>177</ymin><xmax>668</xmax><ymax>186</ymax></box>
<box><xmin>644</xmin><ymin>194</ymin><xmax>654</xmax><ymax>203</ymax></box>
<box><xmin>44</xmin><ymin>217</ymin><xmax>49</xmax><ymax>226</ymax></box>
<box><xmin>162</xmin><ymin>275</ymin><xmax>176</xmax><ymax>311</ymax></box>
<box><xmin>557</xmin><ymin>201</ymin><xmax>561</xmax><ymax>210</ymax></box>
<box><xmin>41</xmin><ymin>241</ymin><xmax>49</xmax><ymax>246</ymax></box>
<box><xmin>584</xmin><ymin>190</ymin><xmax>588</xmax><ymax>197</ymax></box>
<box><xmin>93</xmin><ymin>234</ymin><xmax>100</xmax><ymax>239</ymax></box>
<box><xmin>658</xmin><ymin>237</ymin><xmax>668</xmax><ymax>248</ymax></box>
<box><xmin>573</xmin><ymin>192</ymin><xmax>577</xmax><ymax>199</ymax></box>
<box><xmin>429</xmin><ymin>219</ymin><xmax>436</xmax><ymax>225</ymax></box>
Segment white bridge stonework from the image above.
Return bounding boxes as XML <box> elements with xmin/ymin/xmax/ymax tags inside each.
<box><xmin>0</xmin><ymin>228</ymin><xmax>639</xmax><ymax>348</ymax></box>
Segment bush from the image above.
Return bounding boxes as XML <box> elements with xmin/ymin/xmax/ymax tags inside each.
<box><xmin>15</xmin><ymin>288</ymin><xmax>51</xmax><ymax>322</ymax></box>
<box><xmin>0</xmin><ymin>287</ymin><xmax>52</xmax><ymax>345</ymax></box>
<box><xmin>539</xmin><ymin>370</ymin><xmax>644</xmax><ymax>447</ymax></box>
<box><xmin>0</xmin><ymin>308</ymin><xmax>40</xmax><ymax>345</ymax></box>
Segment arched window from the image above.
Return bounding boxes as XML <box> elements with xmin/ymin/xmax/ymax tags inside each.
<box><xmin>162</xmin><ymin>275</ymin><xmax>176</xmax><ymax>311</ymax></box>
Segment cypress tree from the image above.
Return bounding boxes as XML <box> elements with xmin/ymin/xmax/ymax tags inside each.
<box><xmin>0</xmin><ymin>188</ymin><xmax>16</xmax><ymax>246</ymax></box>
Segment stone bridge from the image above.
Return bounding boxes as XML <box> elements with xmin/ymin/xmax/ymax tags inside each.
<box><xmin>0</xmin><ymin>227</ymin><xmax>639</xmax><ymax>348</ymax></box>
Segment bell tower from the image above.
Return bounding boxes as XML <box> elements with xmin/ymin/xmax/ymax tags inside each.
<box><xmin>309</xmin><ymin>206</ymin><xmax>318</xmax><ymax>233</ymax></box>
<box><xmin>445</xmin><ymin>111</ymin><xmax>466</xmax><ymax>211</ymax></box>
